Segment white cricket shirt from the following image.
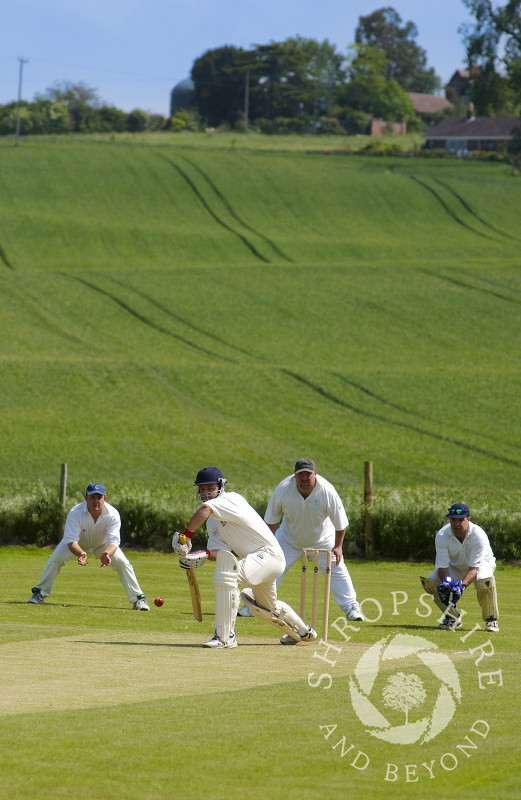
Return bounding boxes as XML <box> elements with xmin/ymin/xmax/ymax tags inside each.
<box><xmin>62</xmin><ymin>500</ymin><xmax>121</xmax><ymax>550</ymax></box>
<box><xmin>264</xmin><ymin>474</ymin><xmax>349</xmax><ymax>548</ymax></box>
<box><xmin>434</xmin><ymin>521</ymin><xmax>495</xmax><ymax>572</ymax></box>
<box><xmin>205</xmin><ymin>492</ymin><xmax>283</xmax><ymax>559</ymax></box>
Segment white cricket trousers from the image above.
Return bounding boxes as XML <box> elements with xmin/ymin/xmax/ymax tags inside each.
<box><xmin>34</xmin><ymin>540</ymin><xmax>145</xmax><ymax>603</ymax></box>
<box><xmin>276</xmin><ymin>533</ymin><xmax>358</xmax><ymax>613</ymax></box>
<box><xmin>429</xmin><ymin>560</ymin><xmax>496</xmax><ymax>582</ymax></box>
<box><xmin>238</xmin><ymin>546</ymin><xmax>307</xmax><ymax>630</ymax></box>
<box><xmin>237</xmin><ymin>546</ymin><xmax>284</xmax><ymax>612</ymax></box>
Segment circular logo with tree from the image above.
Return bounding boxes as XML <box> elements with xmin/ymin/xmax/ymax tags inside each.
<box><xmin>349</xmin><ymin>633</ymin><xmax>461</xmax><ymax>745</ymax></box>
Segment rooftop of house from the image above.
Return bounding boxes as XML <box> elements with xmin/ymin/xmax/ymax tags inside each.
<box><xmin>425</xmin><ymin>115</ymin><xmax>521</xmax><ymax>139</ymax></box>
<box><xmin>408</xmin><ymin>93</ymin><xmax>453</xmax><ymax>115</ymax></box>
<box><xmin>447</xmin><ymin>66</ymin><xmax>481</xmax><ymax>83</ymax></box>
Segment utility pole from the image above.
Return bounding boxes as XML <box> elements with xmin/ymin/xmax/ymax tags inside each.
<box><xmin>244</xmin><ymin>70</ymin><xmax>250</xmax><ymax>129</ymax></box>
<box><xmin>15</xmin><ymin>57</ymin><xmax>28</xmax><ymax>147</ymax></box>
<box><xmin>327</xmin><ymin>75</ymin><xmax>333</xmax><ymax>131</ymax></box>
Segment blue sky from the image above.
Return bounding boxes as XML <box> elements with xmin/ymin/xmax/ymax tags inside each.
<box><xmin>0</xmin><ymin>0</ymin><xmax>476</xmax><ymax>116</ymax></box>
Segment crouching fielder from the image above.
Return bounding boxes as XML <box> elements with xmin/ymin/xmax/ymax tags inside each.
<box><xmin>172</xmin><ymin>467</ymin><xmax>317</xmax><ymax>648</ymax></box>
<box><xmin>420</xmin><ymin>502</ymin><xmax>499</xmax><ymax>632</ymax></box>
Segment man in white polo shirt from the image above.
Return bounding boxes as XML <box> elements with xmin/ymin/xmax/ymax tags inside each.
<box><xmin>420</xmin><ymin>502</ymin><xmax>498</xmax><ymax>632</ymax></box>
<box><xmin>262</xmin><ymin>458</ymin><xmax>363</xmax><ymax>623</ymax></box>
<box><xmin>27</xmin><ymin>482</ymin><xmax>149</xmax><ymax>610</ymax></box>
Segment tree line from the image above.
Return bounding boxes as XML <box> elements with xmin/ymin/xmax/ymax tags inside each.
<box><xmin>190</xmin><ymin>3</ymin><xmax>521</xmax><ymax>132</ymax></box>
<box><xmin>459</xmin><ymin>0</ymin><xmax>521</xmax><ymax>115</ymax></box>
<box><xmin>189</xmin><ymin>8</ymin><xmax>441</xmax><ymax>134</ymax></box>
<box><xmin>0</xmin><ymin>82</ymin><xmax>166</xmax><ymax>136</ymax></box>
<box><xmin>1</xmin><ymin>4</ymin><xmax>520</xmax><ymax>138</ymax></box>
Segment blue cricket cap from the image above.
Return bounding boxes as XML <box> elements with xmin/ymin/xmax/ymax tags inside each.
<box><xmin>86</xmin><ymin>482</ymin><xmax>107</xmax><ymax>495</ymax></box>
<box><xmin>446</xmin><ymin>503</ymin><xmax>470</xmax><ymax>518</ymax></box>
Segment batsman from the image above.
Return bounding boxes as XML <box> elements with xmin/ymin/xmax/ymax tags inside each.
<box><xmin>172</xmin><ymin>466</ymin><xmax>317</xmax><ymax>648</ymax></box>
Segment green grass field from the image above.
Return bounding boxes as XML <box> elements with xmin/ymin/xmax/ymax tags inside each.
<box><xmin>0</xmin><ymin>547</ymin><xmax>518</xmax><ymax>799</ymax></box>
<box><xmin>1</xmin><ymin>136</ymin><xmax>521</xmax><ymax>496</ymax></box>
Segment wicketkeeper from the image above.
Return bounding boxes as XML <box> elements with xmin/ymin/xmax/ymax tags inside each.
<box><xmin>172</xmin><ymin>466</ymin><xmax>317</xmax><ymax>648</ymax></box>
<box><xmin>420</xmin><ymin>502</ymin><xmax>499</xmax><ymax>632</ymax></box>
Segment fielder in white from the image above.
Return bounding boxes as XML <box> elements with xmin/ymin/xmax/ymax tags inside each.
<box><xmin>27</xmin><ymin>482</ymin><xmax>150</xmax><ymax>610</ymax></box>
<box><xmin>172</xmin><ymin>466</ymin><xmax>317</xmax><ymax>648</ymax></box>
<box><xmin>420</xmin><ymin>502</ymin><xmax>498</xmax><ymax>632</ymax></box>
<box><xmin>261</xmin><ymin>458</ymin><xmax>363</xmax><ymax>623</ymax></box>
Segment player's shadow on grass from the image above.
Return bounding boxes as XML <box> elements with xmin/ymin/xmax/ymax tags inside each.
<box><xmin>12</xmin><ymin>601</ymin><xmax>203</xmax><ymax>612</ymax></box>
<box><xmin>76</xmin><ymin>640</ymin><xmax>281</xmax><ymax>648</ymax></box>
<box><xmin>9</xmin><ymin>600</ymin><xmax>122</xmax><ymax>610</ymax></box>
<box><xmin>367</xmin><ymin>623</ymin><xmax>437</xmax><ymax>631</ymax></box>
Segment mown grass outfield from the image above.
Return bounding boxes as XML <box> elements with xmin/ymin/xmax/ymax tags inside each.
<box><xmin>0</xmin><ymin>548</ymin><xmax>519</xmax><ymax>800</ymax></box>
<box><xmin>0</xmin><ymin>133</ymin><xmax>521</xmax><ymax>492</ymax></box>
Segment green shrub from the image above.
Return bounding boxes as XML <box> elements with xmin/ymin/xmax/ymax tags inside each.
<box><xmin>420</xmin><ymin>147</ymin><xmax>452</xmax><ymax>158</ymax></box>
<box><xmin>256</xmin><ymin>116</ymin><xmax>309</xmax><ymax>135</ymax></box>
<box><xmin>336</xmin><ymin>108</ymin><xmax>370</xmax><ymax>135</ymax></box>
<box><xmin>1</xmin><ymin>486</ymin><xmax>520</xmax><ymax>561</ymax></box>
<box><xmin>0</xmin><ymin>489</ymin><xmax>62</xmax><ymax>547</ymax></box>
<box><xmin>353</xmin><ymin>141</ymin><xmax>404</xmax><ymax>156</ymax></box>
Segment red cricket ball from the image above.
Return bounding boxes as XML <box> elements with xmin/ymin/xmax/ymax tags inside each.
<box><xmin>154</xmin><ymin>597</ymin><xmax>164</xmax><ymax>607</ymax></box>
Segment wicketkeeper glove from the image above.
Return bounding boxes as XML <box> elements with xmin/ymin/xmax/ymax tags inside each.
<box><xmin>179</xmin><ymin>550</ymin><xmax>210</xmax><ymax>569</ymax></box>
<box><xmin>172</xmin><ymin>530</ymin><xmax>193</xmax><ymax>555</ymax></box>
<box><xmin>437</xmin><ymin>576</ymin><xmax>454</xmax><ymax>606</ymax></box>
<box><xmin>450</xmin><ymin>579</ymin><xmax>466</xmax><ymax>602</ymax></box>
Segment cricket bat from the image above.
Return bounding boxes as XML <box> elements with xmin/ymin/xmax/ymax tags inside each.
<box><xmin>180</xmin><ymin>534</ymin><xmax>203</xmax><ymax>622</ymax></box>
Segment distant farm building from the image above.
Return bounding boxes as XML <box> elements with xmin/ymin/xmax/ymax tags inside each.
<box><xmin>445</xmin><ymin>67</ymin><xmax>480</xmax><ymax>107</ymax></box>
<box><xmin>424</xmin><ymin>115</ymin><xmax>521</xmax><ymax>153</ymax></box>
<box><xmin>408</xmin><ymin>92</ymin><xmax>453</xmax><ymax>122</ymax></box>
<box><xmin>170</xmin><ymin>78</ymin><xmax>195</xmax><ymax>117</ymax></box>
<box><xmin>370</xmin><ymin>119</ymin><xmax>407</xmax><ymax>135</ymax></box>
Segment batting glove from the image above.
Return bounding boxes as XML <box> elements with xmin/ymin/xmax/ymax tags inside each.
<box><xmin>451</xmin><ymin>580</ymin><xmax>466</xmax><ymax>602</ymax></box>
<box><xmin>172</xmin><ymin>531</ymin><xmax>192</xmax><ymax>555</ymax></box>
<box><xmin>437</xmin><ymin>576</ymin><xmax>454</xmax><ymax>606</ymax></box>
<box><xmin>179</xmin><ymin>550</ymin><xmax>209</xmax><ymax>569</ymax></box>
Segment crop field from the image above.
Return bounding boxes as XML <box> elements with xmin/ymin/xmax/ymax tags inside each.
<box><xmin>0</xmin><ymin>133</ymin><xmax>520</xmax><ymax>799</ymax></box>
<box><xmin>0</xmin><ymin>548</ymin><xmax>519</xmax><ymax>800</ymax></box>
<box><xmin>0</xmin><ymin>136</ymin><xmax>521</xmax><ymax>497</ymax></box>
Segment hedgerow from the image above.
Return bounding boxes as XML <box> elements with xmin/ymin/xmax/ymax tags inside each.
<box><xmin>1</xmin><ymin>485</ymin><xmax>520</xmax><ymax>562</ymax></box>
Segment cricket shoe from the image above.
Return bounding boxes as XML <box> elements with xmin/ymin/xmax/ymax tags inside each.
<box><xmin>203</xmin><ymin>632</ymin><xmax>238</xmax><ymax>649</ymax></box>
<box><xmin>237</xmin><ymin>604</ymin><xmax>253</xmax><ymax>617</ymax></box>
<box><xmin>346</xmin><ymin>602</ymin><xmax>364</xmax><ymax>622</ymax></box>
<box><xmin>280</xmin><ymin>626</ymin><xmax>317</xmax><ymax>646</ymax></box>
<box><xmin>438</xmin><ymin>614</ymin><xmax>462</xmax><ymax>630</ymax></box>
<box><xmin>27</xmin><ymin>589</ymin><xmax>44</xmax><ymax>604</ymax></box>
<box><xmin>486</xmin><ymin>617</ymin><xmax>499</xmax><ymax>632</ymax></box>
<box><xmin>133</xmin><ymin>596</ymin><xmax>150</xmax><ymax>611</ymax></box>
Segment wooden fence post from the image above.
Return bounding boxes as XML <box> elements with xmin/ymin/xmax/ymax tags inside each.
<box><xmin>364</xmin><ymin>461</ymin><xmax>374</xmax><ymax>558</ymax></box>
<box><xmin>59</xmin><ymin>463</ymin><xmax>68</xmax><ymax>535</ymax></box>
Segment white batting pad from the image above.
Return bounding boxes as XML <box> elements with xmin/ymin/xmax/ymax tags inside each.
<box><xmin>476</xmin><ymin>576</ymin><xmax>498</xmax><ymax>621</ymax></box>
<box><xmin>213</xmin><ymin>550</ymin><xmax>240</xmax><ymax>642</ymax></box>
<box><xmin>240</xmin><ymin>589</ymin><xmax>302</xmax><ymax>642</ymax></box>
<box><xmin>419</xmin><ymin>576</ymin><xmax>448</xmax><ymax>612</ymax></box>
